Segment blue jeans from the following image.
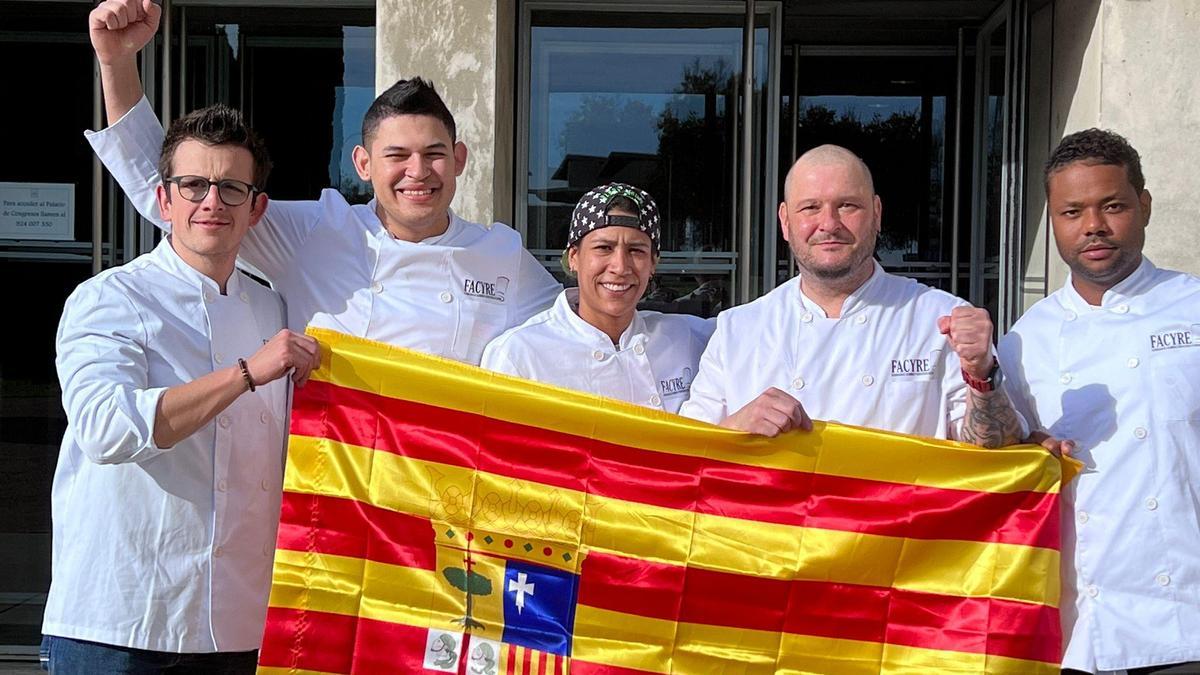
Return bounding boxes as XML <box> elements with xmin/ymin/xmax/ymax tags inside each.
<box><xmin>43</xmin><ymin>636</ymin><xmax>257</xmax><ymax>675</ymax></box>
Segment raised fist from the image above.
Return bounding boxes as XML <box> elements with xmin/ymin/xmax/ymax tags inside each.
<box><xmin>937</xmin><ymin>306</ymin><xmax>995</xmax><ymax>380</ymax></box>
<box><xmin>89</xmin><ymin>0</ymin><xmax>161</xmax><ymax>66</ymax></box>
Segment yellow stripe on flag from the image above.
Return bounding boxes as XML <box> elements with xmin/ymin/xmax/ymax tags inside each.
<box><xmin>306</xmin><ymin>327</ymin><xmax>1074</xmax><ymax>494</ymax></box>
<box><xmin>570</xmin><ymin>605</ymin><xmax>1059</xmax><ymax>675</ymax></box>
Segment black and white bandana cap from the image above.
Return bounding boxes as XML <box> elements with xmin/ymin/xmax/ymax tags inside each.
<box><xmin>567</xmin><ymin>182</ymin><xmax>661</xmax><ymax>251</ymax></box>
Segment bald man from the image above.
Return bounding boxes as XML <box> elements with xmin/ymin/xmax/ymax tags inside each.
<box><xmin>680</xmin><ymin>145</ymin><xmax>1025</xmax><ymax>446</ymax></box>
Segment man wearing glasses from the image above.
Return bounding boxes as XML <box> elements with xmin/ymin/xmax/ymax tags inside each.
<box><xmin>41</xmin><ymin>104</ymin><xmax>320</xmax><ymax>673</ymax></box>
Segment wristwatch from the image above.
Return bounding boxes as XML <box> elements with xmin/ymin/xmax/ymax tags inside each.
<box><xmin>962</xmin><ymin>359</ymin><xmax>1001</xmax><ymax>393</ymax></box>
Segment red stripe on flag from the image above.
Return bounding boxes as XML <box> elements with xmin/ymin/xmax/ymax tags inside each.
<box><xmin>506</xmin><ymin>643</ymin><xmax>519</xmax><ymax>674</ymax></box>
<box><xmin>292</xmin><ymin>380</ymin><xmax>1059</xmax><ymax>549</ymax></box>
<box><xmin>258</xmin><ymin>606</ymin><xmax>356</xmax><ymax>674</ymax></box>
<box><xmin>276</xmin><ymin>491</ymin><xmax>437</xmax><ymax>570</ymax></box>
<box><xmin>577</xmin><ymin>552</ymin><xmax>1061</xmax><ymax>664</ymax></box>
<box><xmin>522</xmin><ymin>644</ymin><xmax>533</xmax><ymax>675</ymax></box>
<box><xmin>347</xmin><ymin>616</ymin><xmax>431</xmax><ymax>673</ymax></box>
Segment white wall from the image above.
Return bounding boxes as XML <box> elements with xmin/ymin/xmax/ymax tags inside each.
<box><xmin>376</xmin><ymin>0</ymin><xmax>502</xmax><ymax>225</ymax></box>
<box><xmin>1031</xmin><ymin>0</ymin><xmax>1200</xmax><ymax>299</ymax></box>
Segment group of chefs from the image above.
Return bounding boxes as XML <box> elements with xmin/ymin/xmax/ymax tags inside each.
<box><xmin>38</xmin><ymin>0</ymin><xmax>1200</xmax><ymax>674</ymax></box>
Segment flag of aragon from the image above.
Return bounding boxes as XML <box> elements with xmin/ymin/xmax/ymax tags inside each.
<box><xmin>258</xmin><ymin>328</ymin><xmax>1078</xmax><ymax>675</ymax></box>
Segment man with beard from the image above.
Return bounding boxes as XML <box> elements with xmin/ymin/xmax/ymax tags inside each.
<box><xmin>681</xmin><ymin>145</ymin><xmax>1024</xmax><ymax>447</ymax></box>
<box><xmin>999</xmin><ymin>129</ymin><xmax>1200</xmax><ymax>674</ymax></box>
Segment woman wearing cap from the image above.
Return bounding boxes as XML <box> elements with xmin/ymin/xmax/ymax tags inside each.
<box><xmin>481</xmin><ymin>183</ymin><xmax>714</xmax><ymax>414</ymax></box>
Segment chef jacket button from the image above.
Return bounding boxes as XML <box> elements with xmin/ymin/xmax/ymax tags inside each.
<box><xmin>239</xmin><ymin>291</ymin><xmax>250</xmax><ymax>303</ymax></box>
<box><xmin>1077</xmin><ymin>511</ymin><xmax>1089</xmax><ymax>525</ymax></box>
<box><xmin>1086</xmin><ymin>584</ymin><xmax>1099</xmax><ymax>598</ymax></box>
<box><xmin>801</xmin><ymin>312</ymin><xmax>813</xmax><ymax>323</ymax></box>
<box><xmin>371</xmin><ymin>281</ymin><xmax>384</xmax><ymax>294</ymax></box>
<box><xmin>1115</xmin><ymin>304</ymin><xmax>1129</xmax><ymax>314</ymax></box>
<box><xmin>862</xmin><ymin>375</ymin><xmax>874</xmax><ymax>387</ymax></box>
<box><xmin>439</xmin><ymin>291</ymin><xmax>453</xmax><ymax>303</ymax></box>
<box><xmin>214</xmin><ymin>546</ymin><xmax>225</xmax><ymax>558</ymax></box>
<box><xmin>218</xmin><ymin>416</ymin><xmax>231</xmax><ymax>429</ymax></box>
<box><xmin>260</xmin><ymin>412</ymin><xmax>270</xmax><ymax>424</ymax></box>
<box><xmin>1156</xmin><ymin>573</ymin><xmax>1171</xmax><ymax>587</ymax></box>
<box><xmin>1134</xmin><ymin>427</ymin><xmax>1148</xmax><ymax>440</ymax></box>
<box><xmin>261</xmin><ymin>479</ymin><xmax>271</xmax><ymax>491</ymax></box>
<box><xmin>650</xmin><ymin>394</ymin><xmax>662</xmax><ymax>407</ymax></box>
<box><xmin>792</xmin><ymin>377</ymin><xmax>805</xmax><ymax>390</ymax></box>
<box><xmin>217</xmin><ymin>479</ymin><xmax>228</xmax><ymax>492</ymax></box>
<box><xmin>1128</xmin><ymin>357</ymin><xmax>1140</xmax><ymax>368</ymax></box>
<box><xmin>1059</xmin><ymin>373</ymin><xmax>1072</xmax><ymax>385</ymax></box>
<box><xmin>214</xmin><ymin>353</ymin><xmax>224</xmax><ymax>364</ymax></box>
<box><xmin>592</xmin><ymin>350</ymin><xmax>604</xmax><ymax>361</ymax></box>
<box><xmin>1145</xmin><ymin>497</ymin><xmax>1159</xmax><ymax>511</ymax></box>
<box><xmin>634</xmin><ymin>343</ymin><xmax>645</xmax><ymax>355</ymax></box>
<box><xmin>1064</xmin><ymin>310</ymin><xmax>1076</xmax><ymax>321</ymax></box>
<box><xmin>204</xmin><ymin>291</ymin><xmax>214</xmax><ymax>303</ymax></box>
<box><xmin>854</xmin><ymin>315</ymin><xmax>867</xmax><ymax>325</ymax></box>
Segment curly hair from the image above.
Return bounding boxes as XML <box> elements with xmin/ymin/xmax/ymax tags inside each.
<box><xmin>1045</xmin><ymin>128</ymin><xmax>1144</xmax><ymax>193</ymax></box>
<box><xmin>159</xmin><ymin>104</ymin><xmax>272</xmax><ymax>189</ymax></box>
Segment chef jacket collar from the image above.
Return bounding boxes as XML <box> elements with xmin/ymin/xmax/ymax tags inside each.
<box><xmin>365</xmin><ymin>199</ymin><xmax>466</xmax><ymax>245</ymax></box>
<box><xmin>1062</xmin><ymin>255</ymin><xmax>1155</xmax><ymax>313</ymax></box>
<box><xmin>796</xmin><ymin>260</ymin><xmax>884</xmax><ymax>319</ymax></box>
<box><xmin>560</xmin><ymin>287</ymin><xmax>648</xmax><ymax>351</ymax></box>
<box><xmin>154</xmin><ymin>235</ymin><xmax>244</xmax><ymax>297</ymax></box>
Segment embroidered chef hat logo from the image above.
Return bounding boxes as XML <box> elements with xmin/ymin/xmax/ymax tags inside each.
<box><xmin>567</xmin><ymin>182</ymin><xmax>661</xmax><ymax>252</ymax></box>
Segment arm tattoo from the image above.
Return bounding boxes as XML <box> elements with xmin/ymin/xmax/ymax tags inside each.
<box><xmin>960</xmin><ymin>388</ymin><xmax>1023</xmax><ymax>449</ymax></box>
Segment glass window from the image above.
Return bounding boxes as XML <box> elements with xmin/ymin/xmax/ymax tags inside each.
<box><xmin>522</xmin><ymin>8</ymin><xmax>775</xmax><ymax>316</ymax></box>
<box><xmin>781</xmin><ymin>52</ymin><xmax>957</xmax><ymax>292</ymax></box>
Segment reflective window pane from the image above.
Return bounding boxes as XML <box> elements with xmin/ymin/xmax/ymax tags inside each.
<box><xmin>525</xmin><ymin>11</ymin><xmax>771</xmax><ymax>315</ymax></box>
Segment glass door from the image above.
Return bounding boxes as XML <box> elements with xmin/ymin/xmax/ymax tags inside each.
<box><xmin>518</xmin><ymin>2</ymin><xmax>780</xmax><ymax>315</ymax></box>
<box><xmin>0</xmin><ymin>1</ymin><xmax>99</xmax><ymax>654</ymax></box>
<box><xmin>970</xmin><ymin>0</ymin><xmax>1028</xmax><ymax>331</ymax></box>
<box><xmin>161</xmin><ymin>2</ymin><xmax>376</xmax><ymax>203</ymax></box>
<box><xmin>780</xmin><ymin>47</ymin><xmax>958</xmax><ymax>293</ymax></box>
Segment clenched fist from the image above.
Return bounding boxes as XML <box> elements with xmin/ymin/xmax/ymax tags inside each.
<box><xmin>937</xmin><ymin>306</ymin><xmax>995</xmax><ymax>380</ymax></box>
<box><xmin>89</xmin><ymin>0</ymin><xmax>160</xmax><ymax>66</ymax></box>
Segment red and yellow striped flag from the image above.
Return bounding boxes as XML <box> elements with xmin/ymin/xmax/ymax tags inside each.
<box><xmin>258</xmin><ymin>328</ymin><xmax>1075</xmax><ymax>675</ymax></box>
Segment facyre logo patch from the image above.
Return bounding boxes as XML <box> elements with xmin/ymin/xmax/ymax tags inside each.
<box><xmin>1150</xmin><ymin>326</ymin><xmax>1199</xmax><ymax>352</ymax></box>
<box><xmin>890</xmin><ymin>356</ymin><xmax>934</xmax><ymax>378</ymax></box>
<box><xmin>660</xmin><ymin>367</ymin><xmax>695</xmax><ymax>398</ymax></box>
<box><xmin>463</xmin><ymin>276</ymin><xmax>510</xmax><ymax>303</ymax></box>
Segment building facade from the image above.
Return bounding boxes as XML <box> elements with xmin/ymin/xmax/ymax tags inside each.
<box><xmin>0</xmin><ymin>0</ymin><xmax>1197</xmax><ymax>657</ymax></box>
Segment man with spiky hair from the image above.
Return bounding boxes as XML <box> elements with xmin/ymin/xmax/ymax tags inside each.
<box><xmin>86</xmin><ymin>0</ymin><xmax>560</xmax><ymax>365</ymax></box>
<box><xmin>999</xmin><ymin>129</ymin><xmax>1200</xmax><ymax>674</ymax></box>
<box><xmin>43</xmin><ymin>100</ymin><xmax>319</xmax><ymax>672</ymax></box>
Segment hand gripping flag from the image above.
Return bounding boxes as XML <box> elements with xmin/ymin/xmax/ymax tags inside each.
<box><xmin>258</xmin><ymin>328</ymin><xmax>1077</xmax><ymax>675</ymax></box>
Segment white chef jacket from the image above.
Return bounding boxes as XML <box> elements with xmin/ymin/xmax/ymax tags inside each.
<box><xmin>481</xmin><ymin>288</ymin><xmax>715</xmax><ymax>413</ymax></box>
<box><xmin>680</xmin><ymin>263</ymin><xmax>975</xmax><ymax>439</ymax></box>
<box><xmin>86</xmin><ymin>97</ymin><xmax>561</xmax><ymax>364</ymax></box>
<box><xmin>999</xmin><ymin>257</ymin><xmax>1200</xmax><ymax>673</ymax></box>
<box><xmin>42</xmin><ymin>238</ymin><xmax>288</xmax><ymax>653</ymax></box>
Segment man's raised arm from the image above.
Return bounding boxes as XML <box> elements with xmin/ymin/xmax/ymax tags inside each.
<box><xmin>89</xmin><ymin>0</ymin><xmax>158</xmax><ymax>124</ymax></box>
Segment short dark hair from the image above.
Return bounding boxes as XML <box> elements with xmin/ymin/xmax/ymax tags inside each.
<box><xmin>1045</xmin><ymin>128</ymin><xmax>1145</xmax><ymax>194</ymax></box>
<box><xmin>362</xmin><ymin>77</ymin><xmax>457</xmax><ymax>146</ymax></box>
<box><xmin>159</xmin><ymin>104</ymin><xmax>272</xmax><ymax>189</ymax></box>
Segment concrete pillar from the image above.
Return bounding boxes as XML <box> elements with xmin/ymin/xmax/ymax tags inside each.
<box><xmin>376</xmin><ymin>0</ymin><xmax>515</xmax><ymax>226</ymax></box>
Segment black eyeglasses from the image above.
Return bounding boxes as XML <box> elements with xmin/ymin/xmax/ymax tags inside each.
<box><xmin>164</xmin><ymin>175</ymin><xmax>258</xmax><ymax>207</ymax></box>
